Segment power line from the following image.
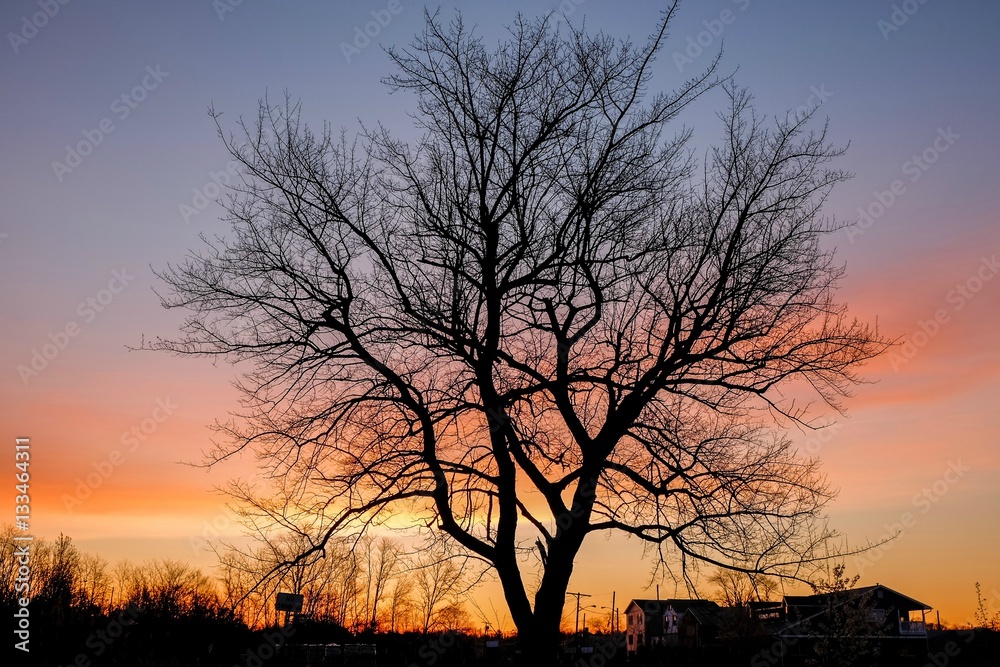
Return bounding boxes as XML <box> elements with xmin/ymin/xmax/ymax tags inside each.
<box><xmin>566</xmin><ymin>591</ymin><xmax>592</xmax><ymax>634</ymax></box>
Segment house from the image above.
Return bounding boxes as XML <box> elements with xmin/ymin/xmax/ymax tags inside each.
<box><xmin>753</xmin><ymin>584</ymin><xmax>933</xmax><ymax>663</ymax></box>
<box><xmin>623</xmin><ymin>584</ymin><xmax>933</xmax><ymax>662</ymax></box>
<box><xmin>624</xmin><ymin>598</ymin><xmax>719</xmax><ymax>652</ymax></box>
<box><xmin>678</xmin><ymin>605</ymin><xmax>754</xmax><ymax>647</ymax></box>
<box><xmin>778</xmin><ymin>583</ymin><xmax>932</xmax><ymax>640</ymax></box>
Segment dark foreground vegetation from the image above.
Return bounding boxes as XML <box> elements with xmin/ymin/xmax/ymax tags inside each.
<box><xmin>5</xmin><ymin>530</ymin><xmax>1000</xmax><ymax>665</ymax></box>
<box><xmin>8</xmin><ymin>611</ymin><xmax>1000</xmax><ymax>667</ymax></box>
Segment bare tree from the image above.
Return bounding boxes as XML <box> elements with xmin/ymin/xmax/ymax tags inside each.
<box><xmin>152</xmin><ymin>4</ymin><xmax>888</xmax><ymax>656</ymax></box>
<box><xmin>387</xmin><ymin>573</ymin><xmax>415</xmax><ymax>633</ymax></box>
<box><xmin>34</xmin><ymin>534</ymin><xmax>80</xmax><ymax>624</ymax></box>
<box><xmin>216</xmin><ymin>526</ymin><xmax>358</xmax><ymax>627</ymax></box>
<box><xmin>413</xmin><ymin>544</ymin><xmax>471</xmax><ymax>634</ymax></box>
<box><xmin>434</xmin><ymin>601</ymin><xmax>474</xmax><ymax>634</ymax></box>
<box><xmin>125</xmin><ymin>559</ymin><xmax>220</xmax><ymax>618</ymax></box>
<box><xmin>974</xmin><ymin>582</ymin><xmax>1000</xmax><ymax>631</ymax></box>
<box><xmin>709</xmin><ymin>569</ymin><xmax>778</xmax><ymax>607</ymax></box>
<box><xmin>110</xmin><ymin>559</ymin><xmax>140</xmax><ymax>610</ymax></box>
<box><xmin>357</xmin><ymin>536</ymin><xmax>404</xmax><ymax>631</ymax></box>
<box><xmin>0</xmin><ymin>525</ymin><xmax>31</xmax><ymax>608</ymax></box>
<box><xmin>77</xmin><ymin>553</ymin><xmax>111</xmax><ymax>609</ymax></box>
<box><xmin>217</xmin><ymin>549</ymin><xmax>267</xmax><ymax>626</ymax></box>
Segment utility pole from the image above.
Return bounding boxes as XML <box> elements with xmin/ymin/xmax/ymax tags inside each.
<box><xmin>567</xmin><ymin>591</ymin><xmax>592</xmax><ymax>634</ymax></box>
<box><xmin>611</xmin><ymin>591</ymin><xmax>616</xmax><ymax>633</ymax></box>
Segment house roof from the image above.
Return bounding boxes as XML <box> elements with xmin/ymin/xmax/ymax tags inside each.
<box><xmin>855</xmin><ymin>585</ymin><xmax>932</xmax><ymax>611</ymax></box>
<box><xmin>682</xmin><ymin>605</ymin><xmax>743</xmax><ymax>627</ymax></box>
<box><xmin>664</xmin><ymin>599</ymin><xmax>720</xmax><ymax>614</ymax></box>
<box><xmin>777</xmin><ymin>584</ymin><xmax>932</xmax><ymax>638</ymax></box>
<box><xmin>625</xmin><ymin>599</ymin><xmax>664</xmax><ymax>615</ymax></box>
<box><xmin>785</xmin><ymin>584</ymin><xmax>931</xmax><ymax>612</ymax></box>
<box><xmin>625</xmin><ymin>599</ymin><xmax>719</xmax><ymax>616</ymax></box>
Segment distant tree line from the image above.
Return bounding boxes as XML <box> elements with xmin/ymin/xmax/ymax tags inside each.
<box><xmin>3</xmin><ymin>526</ymin><xmax>999</xmax><ymax>666</ymax></box>
<box><xmin>1</xmin><ymin>524</ymin><xmax>475</xmax><ymax>635</ymax></box>
<box><xmin>215</xmin><ymin>529</ymin><xmax>476</xmax><ymax>633</ymax></box>
<box><xmin>1</xmin><ymin>525</ymin><xmax>247</xmax><ymax>665</ymax></box>
<box><xmin>0</xmin><ymin>524</ymin><xmax>482</xmax><ymax>665</ymax></box>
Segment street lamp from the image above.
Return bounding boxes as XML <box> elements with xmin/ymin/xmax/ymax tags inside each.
<box><xmin>580</xmin><ymin>604</ymin><xmax>599</xmax><ymax>633</ymax></box>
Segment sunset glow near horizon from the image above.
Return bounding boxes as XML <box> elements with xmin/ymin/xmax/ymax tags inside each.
<box><xmin>2</xmin><ymin>0</ymin><xmax>998</xmax><ymax>631</ymax></box>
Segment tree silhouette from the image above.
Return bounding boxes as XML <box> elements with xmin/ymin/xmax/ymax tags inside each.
<box><xmin>804</xmin><ymin>565</ymin><xmax>885</xmax><ymax>667</ymax></box>
<box><xmin>412</xmin><ymin>541</ymin><xmax>472</xmax><ymax>634</ymax></box>
<box><xmin>709</xmin><ymin>569</ymin><xmax>778</xmax><ymax>607</ymax></box>
<box><xmin>974</xmin><ymin>582</ymin><xmax>1000</xmax><ymax>631</ymax></box>
<box><xmin>152</xmin><ymin>4</ymin><xmax>888</xmax><ymax>656</ymax></box>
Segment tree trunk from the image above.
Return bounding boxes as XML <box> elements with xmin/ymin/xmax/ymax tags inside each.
<box><xmin>517</xmin><ymin>622</ymin><xmax>563</xmax><ymax>661</ymax></box>
<box><xmin>492</xmin><ymin>552</ymin><xmax>567</xmax><ymax>660</ymax></box>
<box><xmin>508</xmin><ymin>513</ymin><xmax>590</xmax><ymax>660</ymax></box>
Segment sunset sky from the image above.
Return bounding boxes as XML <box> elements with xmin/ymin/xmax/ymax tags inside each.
<box><xmin>2</xmin><ymin>0</ymin><xmax>998</xmax><ymax>629</ymax></box>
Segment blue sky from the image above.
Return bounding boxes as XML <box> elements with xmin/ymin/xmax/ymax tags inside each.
<box><xmin>2</xmin><ymin>0</ymin><xmax>998</xmax><ymax>626</ymax></box>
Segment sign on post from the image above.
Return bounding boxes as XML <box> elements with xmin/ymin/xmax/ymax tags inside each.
<box><xmin>275</xmin><ymin>592</ymin><xmax>304</xmax><ymax>613</ymax></box>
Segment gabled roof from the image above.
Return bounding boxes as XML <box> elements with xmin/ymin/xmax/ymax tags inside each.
<box><xmin>854</xmin><ymin>585</ymin><xmax>932</xmax><ymax>611</ymax></box>
<box><xmin>626</xmin><ymin>599</ymin><xmax>719</xmax><ymax>616</ymax></box>
<box><xmin>777</xmin><ymin>584</ymin><xmax>932</xmax><ymax>638</ymax></box>
<box><xmin>625</xmin><ymin>599</ymin><xmax>664</xmax><ymax>615</ymax></box>
<box><xmin>785</xmin><ymin>584</ymin><xmax>931</xmax><ymax>612</ymax></box>
<box><xmin>663</xmin><ymin>599</ymin><xmax>720</xmax><ymax>615</ymax></box>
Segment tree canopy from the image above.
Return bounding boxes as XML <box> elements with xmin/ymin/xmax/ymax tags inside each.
<box><xmin>153</xmin><ymin>4</ymin><xmax>888</xmax><ymax>654</ymax></box>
